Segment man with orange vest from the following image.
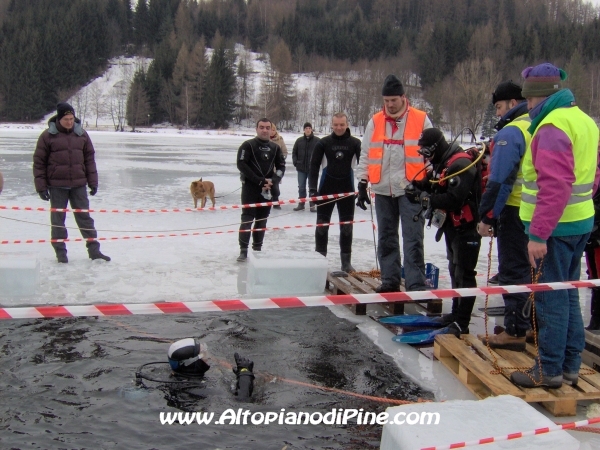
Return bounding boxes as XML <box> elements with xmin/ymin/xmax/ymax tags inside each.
<box><xmin>355</xmin><ymin>75</ymin><xmax>432</xmax><ymax>292</ymax></box>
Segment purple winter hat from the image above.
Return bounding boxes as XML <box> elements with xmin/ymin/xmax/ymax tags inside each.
<box><xmin>521</xmin><ymin>63</ymin><xmax>568</xmax><ymax>98</ymax></box>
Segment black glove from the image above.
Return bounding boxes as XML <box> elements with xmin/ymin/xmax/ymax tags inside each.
<box><xmin>309</xmin><ymin>189</ymin><xmax>317</xmax><ymax>200</ymax></box>
<box><xmin>233</xmin><ymin>352</ymin><xmax>254</xmax><ymax>375</ymax></box>
<box><xmin>38</xmin><ymin>190</ymin><xmax>50</xmax><ymax>201</ymax></box>
<box><xmin>404</xmin><ymin>184</ymin><xmax>422</xmax><ymax>204</ymax></box>
<box><xmin>356</xmin><ymin>180</ymin><xmax>371</xmax><ymax>210</ymax></box>
<box><xmin>89</xmin><ymin>186</ymin><xmax>98</xmax><ymax>196</ymax></box>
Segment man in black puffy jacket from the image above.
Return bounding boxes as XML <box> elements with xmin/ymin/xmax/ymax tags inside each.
<box><xmin>292</xmin><ymin>122</ymin><xmax>320</xmax><ymax>211</ymax></box>
<box><xmin>236</xmin><ymin>118</ymin><xmax>286</xmax><ymax>262</ymax></box>
<box><xmin>33</xmin><ymin>102</ymin><xmax>110</xmax><ymax>264</ymax></box>
<box><xmin>407</xmin><ymin>128</ymin><xmax>482</xmax><ymax>337</ymax></box>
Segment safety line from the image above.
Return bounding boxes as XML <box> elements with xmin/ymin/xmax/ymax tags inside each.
<box><xmin>1</xmin><ymin>280</ymin><xmax>599</xmax><ymax>319</ymax></box>
<box><xmin>0</xmin><ymin>192</ymin><xmax>356</xmax><ymax>214</ymax></box>
<box><xmin>0</xmin><ymin>220</ymin><xmax>369</xmax><ymax>244</ymax></box>
<box><xmin>420</xmin><ymin>416</ymin><xmax>600</xmax><ymax>450</ymax></box>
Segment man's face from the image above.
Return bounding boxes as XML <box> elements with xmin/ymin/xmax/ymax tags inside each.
<box><xmin>256</xmin><ymin>121</ymin><xmax>271</xmax><ymax>140</ymax></box>
<box><xmin>527</xmin><ymin>96</ymin><xmax>546</xmax><ymax>111</ymax></box>
<box><xmin>304</xmin><ymin>126</ymin><xmax>312</xmax><ymax>137</ymax></box>
<box><xmin>332</xmin><ymin>116</ymin><xmax>347</xmax><ymax>137</ymax></box>
<box><xmin>383</xmin><ymin>95</ymin><xmax>406</xmax><ymax>116</ymax></box>
<box><xmin>494</xmin><ymin>100</ymin><xmax>512</xmax><ymax>118</ymax></box>
<box><xmin>59</xmin><ymin>114</ymin><xmax>75</xmax><ymax>130</ymax></box>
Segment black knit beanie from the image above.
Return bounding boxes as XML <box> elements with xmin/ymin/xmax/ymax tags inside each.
<box><xmin>56</xmin><ymin>102</ymin><xmax>75</xmax><ymax>121</ymax></box>
<box><xmin>492</xmin><ymin>81</ymin><xmax>524</xmax><ymax>104</ymax></box>
<box><xmin>303</xmin><ymin>122</ymin><xmax>312</xmax><ymax>129</ymax></box>
<box><xmin>381</xmin><ymin>74</ymin><xmax>405</xmax><ymax>97</ymax></box>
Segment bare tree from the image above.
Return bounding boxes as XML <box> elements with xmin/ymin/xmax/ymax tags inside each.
<box><xmin>453</xmin><ymin>58</ymin><xmax>501</xmax><ymax>139</ymax></box>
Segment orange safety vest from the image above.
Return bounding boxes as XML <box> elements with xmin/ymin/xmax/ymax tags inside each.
<box><xmin>367</xmin><ymin>108</ymin><xmax>427</xmax><ymax>183</ymax></box>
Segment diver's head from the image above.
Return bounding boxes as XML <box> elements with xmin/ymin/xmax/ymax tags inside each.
<box><xmin>168</xmin><ymin>338</ymin><xmax>210</xmax><ymax>376</ymax></box>
<box><xmin>418</xmin><ymin>128</ymin><xmax>449</xmax><ymax>165</ymax></box>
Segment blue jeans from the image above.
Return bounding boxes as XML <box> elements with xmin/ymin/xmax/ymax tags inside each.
<box><xmin>497</xmin><ymin>206</ymin><xmax>531</xmax><ymax>337</ymax></box>
<box><xmin>297</xmin><ymin>170</ymin><xmax>309</xmax><ymax>200</ymax></box>
<box><xmin>375</xmin><ymin>194</ymin><xmax>426</xmax><ymax>290</ymax></box>
<box><xmin>534</xmin><ymin>233</ymin><xmax>589</xmax><ymax>377</ymax></box>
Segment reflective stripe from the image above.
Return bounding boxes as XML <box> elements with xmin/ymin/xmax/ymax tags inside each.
<box><xmin>522</xmin><ymin>192</ymin><xmax>592</xmax><ymax>205</ymax></box>
<box><xmin>523</xmin><ymin>181</ymin><xmax>593</xmax><ymax>193</ymax></box>
<box><xmin>369</xmin><ymin>141</ymin><xmax>384</xmax><ymax>147</ymax></box>
<box><xmin>404</xmin><ymin>139</ymin><xmax>420</xmax><ymax>146</ymax></box>
<box><xmin>405</xmin><ymin>156</ymin><xmax>424</xmax><ymax>164</ymax></box>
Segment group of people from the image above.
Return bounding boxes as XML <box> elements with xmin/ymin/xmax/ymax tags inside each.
<box><xmin>32</xmin><ymin>62</ymin><xmax>600</xmax><ymax>390</ymax></box>
<box><xmin>235</xmin><ymin>62</ymin><xmax>600</xmax><ymax>390</ymax></box>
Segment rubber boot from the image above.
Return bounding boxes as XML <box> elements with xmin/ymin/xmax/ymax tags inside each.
<box><xmin>293</xmin><ymin>202</ymin><xmax>305</xmax><ymax>211</ymax></box>
<box><xmin>237</xmin><ymin>249</ymin><xmax>248</xmax><ymax>262</ymax></box>
<box><xmin>340</xmin><ymin>253</ymin><xmax>355</xmax><ymax>273</ymax></box>
<box><xmin>89</xmin><ymin>250</ymin><xmax>111</xmax><ymax>261</ymax></box>
<box><xmin>56</xmin><ymin>249</ymin><xmax>68</xmax><ymax>264</ymax></box>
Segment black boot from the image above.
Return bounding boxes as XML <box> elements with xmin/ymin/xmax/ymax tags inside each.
<box><xmin>309</xmin><ymin>202</ymin><xmax>316</xmax><ymax>212</ymax></box>
<box><xmin>340</xmin><ymin>253</ymin><xmax>355</xmax><ymax>273</ymax></box>
<box><xmin>293</xmin><ymin>202</ymin><xmax>305</xmax><ymax>211</ymax></box>
<box><xmin>587</xmin><ymin>316</ymin><xmax>600</xmax><ymax>331</ymax></box>
<box><xmin>89</xmin><ymin>251</ymin><xmax>110</xmax><ymax>261</ymax></box>
<box><xmin>237</xmin><ymin>249</ymin><xmax>248</xmax><ymax>262</ymax></box>
<box><xmin>56</xmin><ymin>250</ymin><xmax>68</xmax><ymax>264</ymax></box>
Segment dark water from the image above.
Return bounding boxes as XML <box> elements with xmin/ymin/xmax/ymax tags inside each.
<box><xmin>0</xmin><ymin>307</ymin><xmax>433</xmax><ymax>449</ymax></box>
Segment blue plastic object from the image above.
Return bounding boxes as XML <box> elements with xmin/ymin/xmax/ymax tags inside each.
<box><xmin>401</xmin><ymin>263</ymin><xmax>439</xmax><ymax>289</ymax></box>
<box><xmin>392</xmin><ymin>327</ymin><xmax>452</xmax><ymax>345</ymax></box>
<box><xmin>379</xmin><ymin>314</ymin><xmax>443</xmax><ymax>327</ymax></box>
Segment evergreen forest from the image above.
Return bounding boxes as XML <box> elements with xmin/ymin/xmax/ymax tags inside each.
<box><xmin>1</xmin><ymin>0</ymin><xmax>600</xmax><ymax>134</ymax></box>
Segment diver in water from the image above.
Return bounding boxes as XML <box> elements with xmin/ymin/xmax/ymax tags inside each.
<box><xmin>166</xmin><ymin>338</ymin><xmax>255</xmax><ymax>399</ymax></box>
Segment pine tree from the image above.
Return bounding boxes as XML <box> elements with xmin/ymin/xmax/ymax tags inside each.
<box><xmin>201</xmin><ymin>33</ymin><xmax>236</xmax><ymax>128</ymax></box>
<box><xmin>126</xmin><ymin>69</ymin><xmax>150</xmax><ymax>130</ymax></box>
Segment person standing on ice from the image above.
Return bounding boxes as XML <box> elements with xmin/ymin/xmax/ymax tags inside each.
<box><xmin>33</xmin><ymin>102</ymin><xmax>110</xmax><ymax>264</ymax></box>
<box><xmin>236</xmin><ymin>118</ymin><xmax>286</xmax><ymax>262</ymax></box>
<box><xmin>355</xmin><ymin>74</ymin><xmax>432</xmax><ymax>293</ymax></box>
<box><xmin>308</xmin><ymin>112</ymin><xmax>361</xmax><ymax>273</ymax></box>
<box><xmin>510</xmin><ymin>63</ymin><xmax>599</xmax><ymax>389</ymax></box>
<box><xmin>292</xmin><ymin>122</ymin><xmax>320</xmax><ymax>212</ymax></box>
<box><xmin>476</xmin><ymin>81</ymin><xmax>532</xmax><ymax>351</ymax></box>
<box><xmin>406</xmin><ymin>128</ymin><xmax>482</xmax><ymax>337</ymax></box>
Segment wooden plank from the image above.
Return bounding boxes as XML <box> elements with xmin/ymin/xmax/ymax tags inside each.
<box><xmin>353</xmin><ymin>274</ymin><xmax>381</xmax><ymax>290</ymax></box>
<box><xmin>435</xmin><ymin>334</ymin><xmax>525</xmax><ymax>398</ymax></box>
<box><xmin>541</xmin><ymin>399</ymin><xmax>577</xmax><ymax>417</ymax></box>
<box><xmin>326</xmin><ymin>274</ymin><xmax>366</xmax><ymax>315</ymax></box>
<box><xmin>579</xmin><ymin>362</ymin><xmax>600</xmax><ymax>389</ymax></box>
<box><xmin>344</xmin><ymin>276</ymin><xmax>374</xmax><ymax>294</ymax></box>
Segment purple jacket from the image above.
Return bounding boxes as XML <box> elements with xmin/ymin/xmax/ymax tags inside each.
<box><xmin>33</xmin><ymin>117</ymin><xmax>98</xmax><ymax>191</ymax></box>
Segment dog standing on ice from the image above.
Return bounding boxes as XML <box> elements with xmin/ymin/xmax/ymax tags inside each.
<box><xmin>190</xmin><ymin>178</ymin><xmax>216</xmax><ymax>208</ymax></box>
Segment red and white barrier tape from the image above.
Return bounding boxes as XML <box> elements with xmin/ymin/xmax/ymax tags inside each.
<box><xmin>2</xmin><ymin>280</ymin><xmax>599</xmax><ymax>320</ymax></box>
<box><xmin>420</xmin><ymin>416</ymin><xmax>600</xmax><ymax>450</ymax></box>
<box><xmin>0</xmin><ymin>220</ymin><xmax>369</xmax><ymax>245</ymax></box>
<box><xmin>0</xmin><ymin>192</ymin><xmax>356</xmax><ymax>213</ymax></box>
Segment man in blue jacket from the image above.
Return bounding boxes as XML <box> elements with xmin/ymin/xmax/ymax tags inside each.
<box><xmin>477</xmin><ymin>81</ymin><xmax>531</xmax><ymax>351</ymax></box>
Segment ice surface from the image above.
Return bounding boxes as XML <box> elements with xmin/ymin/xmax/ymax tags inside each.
<box><xmin>380</xmin><ymin>394</ymin><xmax>580</xmax><ymax>450</ymax></box>
<box><xmin>0</xmin><ymin>253</ymin><xmax>40</xmax><ymax>297</ymax></box>
<box><xmin>246</xmin><ymin>250</ymin><xmax>328</xmax><ymax>296</ymax></box>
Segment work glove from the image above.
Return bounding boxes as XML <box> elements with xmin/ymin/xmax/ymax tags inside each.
<box><xmin>89</xmin><ymin>186</ymin><xmax>98</xmax><ymax>196</ymax></box>
<box><xmin>404</xmin><ymin>184</ymin><xmax>422</xmax><ymax>204</ymax></box>
<box><xmin>38</xmin><ymin>190</ymin><xmax>50</xmax><ymax>201</ymax></box>
<box><xmin>356</xmin><ymin>180</ymin><xmax>371</xmax><ymax>210</ymax></box>
<box><xmin>233</xmin><ymin>352</ymin><xmax>254</xmax><ymax>376</ymax></box>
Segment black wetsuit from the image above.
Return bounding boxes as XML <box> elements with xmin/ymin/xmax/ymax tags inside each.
<box><xmin>308</xmin><ymin>129</ymin><xmax>361</xmax><ymax>255</ymax></box>
<box><xmin>237</xmin><ymin>137</ymin><xmax>286</xmax><ymax>251</ymax></box>
<box><xmin>417</xmin><ymin>143</ymin><xmax>482</xmax><ymax>331</ymax></box>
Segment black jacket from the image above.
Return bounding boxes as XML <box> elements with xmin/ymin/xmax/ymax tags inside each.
<box><xmin>292</xmin><ymin>133</ymin><xmax>320</xmax><ymax>173</ymax></box>
<box><xmin>308</xmin><ymin>128</ymin><xmax>361</xmax><ymax>193</ymax></box>
<box><xmin>237</xmin><ymin>137</ymin><xmax>286</xmax><ymax>187</ymax></box>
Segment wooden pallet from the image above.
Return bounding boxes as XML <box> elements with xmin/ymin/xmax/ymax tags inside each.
<box><xmin>325</xmin><ymin>271</ymin><xmax>442</xmax><ymax>316</ymax></box>
<box><xmin>434</xmin><ymin>333</ymin><xmax>600</xmax><ymax>416</ymax></box>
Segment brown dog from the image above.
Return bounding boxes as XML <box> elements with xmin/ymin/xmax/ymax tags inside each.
<box><xmin>190</xmin><ymin>178</ymin><xmax>216</xmax><ymax>208</ymax></box>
